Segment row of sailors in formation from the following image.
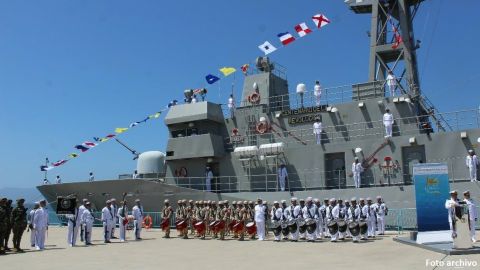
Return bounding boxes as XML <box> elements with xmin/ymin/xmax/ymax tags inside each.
<box><xmin>163</xmin><ymin>196</ymin><xmax>388</xmax><ymax>242</ymax></box>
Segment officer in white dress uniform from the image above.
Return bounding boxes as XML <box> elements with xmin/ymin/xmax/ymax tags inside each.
<box><xmin>110</xmin><ymin>198</ymin><xmax>118</xmax><ymax>239</ymax></box>
<box><xmin>101</xmin><ymin>200</ymin><xmax>114</xmax><ymax>243</ymax></box>
<box><xmin>132</xmin><ymin>199</ymin><xmax>144</xmax><ymax>240</ymax></box>
<box><xmin>386</xmin><ymin>71</ymin><xmax>397</xmax><ymax>97</ymax></box>
<box><xmin>33</xmin><ymin>200</ymin><xmax>48</xmax><ymax>250</ymax></box>
<box><xmin>375</xmin><ymin>196</ymin><xmax>388</xmax><ymax>235</ymax></box>
<box><xmin>80</xmin><ymin>202</ymin><xmax>94</xmax><ymax>245</ymax></box>
<box><xmin>271</xmin><ymin>201</ymin><xmax>283</xmax><ymax>242</ymax></box>
<box><xmin>286</xmin><ymin>198</ymin><xmax>301</xmax><ymax>242</ymax></box>
<box><xmin>78</xmin><ymin>199</ymin><xmax>87</xmax><ymax>242</ymax></box>
<box><xmin>302</xmin><ymin>197</ymin><xmax>318</xmax><ymax>242</ymax></box>
<box><xmin>348</xmin><ymin>198</ymin><xmax>361</xmax><ymax>242</ymax></box>
<box><xmin>327</xmin><ymin>198</ymin><xmax>338</xmax><ymax>242</ymax></box>
<box><xmin>466</xmin><ymin>150</ymin><xmax>479</xmax><ymax>182</ymax></box>
<box><xmin>254</xmin><ymin>198</ymin><xmax>266</xmax><ymax>241</ymax></box>
<box><xmin>445</xmin><ymin>190</ymin><xmax>461</xmax><ymax>238</ymax></box>
<box><xmin>66</xmin><ymin>204</ymin><xmax>81</xmax><ymax>246</ymax></box>
<box><xmin>277</xmin><ymin>164</ymin><xmax>288</xmax><ymax>192</ymax></box>
<box><xmin>314</xmin><ymin>199</ymin><xmax>324</xmax><ymax>239</ymax></box>
<box><xmin>352</xmin><ymin>157</ymin><xmax>364</xmax><ymax>188</ymax></box>
<box><xmin>313</xmin><ymin>119</ymin><xmax>323</xmax><ymax>145</ymax></box>
<box><xmin>28</xmin><ymin>202</ymin><xmax>39</xmax><ymax>247</ymax></box>
<box><xmin>463</xmin><ymin>191</ymin><xmax>478</xmax><ymax>242</ymax></box>
<box><xmin>205</xmin><ymin>167</ymin><xmax>213</xmax><ymax>192</ymax></box>
<box><xmin>314</xmin><ymin>80</ymin><xmax>322</xmax><ymax>106</ymax></box>
<box><xmin>366</xmin><ymin>198</ymin><xmax>377</xmax><ymax>238</ymax></box>
<box><xmin>228</xmin><ymin>94</ymin><xmax>235</xmax><ymax>118</ymax></box>
<box><xmin>117</xmin><ymin>201</ymin><xmax>128</xmax><ymax>242</ymax></box>
<box><xmin>383</xmin><ymin>108</ymin><xmax>394</xmax><ymax>138</ymax></box>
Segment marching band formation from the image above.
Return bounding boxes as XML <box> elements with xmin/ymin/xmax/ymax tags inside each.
<box><xmin>163</xmin><ymin>196</ymin><xmax>388</xmax><ymax>243</ymax></box>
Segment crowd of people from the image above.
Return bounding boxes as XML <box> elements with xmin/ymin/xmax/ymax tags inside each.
<box><xmin>162</xmin><ymin>196</ymin><xmax>388</xmax><ymax>243</ymax></box>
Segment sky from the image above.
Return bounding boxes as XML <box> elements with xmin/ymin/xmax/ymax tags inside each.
<box><xmin>0</xmin><ymin>0</ymin><xmax>479</xmax><ymax>189</ymax></box>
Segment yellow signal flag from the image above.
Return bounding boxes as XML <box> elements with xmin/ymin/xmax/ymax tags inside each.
<box><xmin>68</xmin><ymin>153</ymin><xmax>79</xmax><ymax>158</ymax></box>
<box><xmin>219</xmin><ymin>67</ymin><xmax>236</xmax><ymax>77</ymax></box>
<box><xmin>149</xmin><ymin>112</ymin><xmax>161</xmax><ymax>119</ymax></box>
<box><xmin>115</xmin><ymin>127</ymin><xmax>128</xmax><ymax>134</ymax></box>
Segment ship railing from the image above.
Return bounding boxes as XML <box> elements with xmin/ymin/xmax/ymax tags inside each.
<box><xmin>48</xmin><ymin>207</ymin><xmax>480</xmax><ymax>234</ymax></box>
<box><xmin>225</xmin><ymin>108</ymin><xmax>480</xmax><ymax>147</ymax></box>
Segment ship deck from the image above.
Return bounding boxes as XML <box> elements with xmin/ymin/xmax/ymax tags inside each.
<box><xmin>3</xmin><ymin>227</ymin><xmax>479</xmax><ymax>270</ymax></box>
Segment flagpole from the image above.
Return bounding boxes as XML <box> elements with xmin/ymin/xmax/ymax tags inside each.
<box><xmin>44</xmin><ymin>157</ymin><xmax>49</xmax><ymax>181</ymax></box>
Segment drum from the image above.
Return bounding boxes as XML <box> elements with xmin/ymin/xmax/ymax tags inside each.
<box><xmin>359</xmin><ymin>221</ymin><xmax>368</xmax><ymax>235</ymax></box>
<box><xmin>246</xmin><ymin>222</ymin><xmax>257</xmax><ymax>235</ymax></box>
<box><xmin>214</xmin><ymin>220</ymin><xmax>226</xmax><ymax>233</ymax></box>
<box><xmin>176</xmin><ymin>219</ymin><xmax>187</xmax><ymax>230</ymax></box>
<box><xmin>305</xmin><ymin>219</ymin><xmax>317</xmax><ymax>234</ymax></box>
<box><xmin>271</xmin><ymin>220</ymin><xmax>282</xmax><ymax>236</ymax></box>
<box><xmin>194</xmin><ymin>221</ymin><xmax>206</xmax><ymax>234</ymax></box>
<box><xmin>337</xmin><ymin>219</ymin><xmax>347</xmax><ymax>233</ymax></box>
<box><xmin>287</xmin><ymin>220</ymin><xmax>298</xmax><ymax>232</ymax></box>
<box><xmin>161</xmin><ymin>218</ymin><xmax>169</xmax><ymax>231</ymax></box>
<box><xmin>298</xmin><ymin>219</ymin><xmax>307</xmax><ymax>234</ymax></box>
<box><xmin>209</xmin><ymin>220</ymin><xmax>218</xmax><ymax>231</ymax></box>
<box><xmin>281</xmin><ymin>221</ymin><xmax>290</xmax><ymax>236</ymax></box>
<box><xmin>228</xmin><ymin>220</ymin><xmax>238</xmax><ymax>231</ymax></box>
<box><xmin>233</xmin><ymin>221</ymin><xmax>244</xmax><ymax>233</ymax></box>
<box><xmin>327</xmin><ymin>220</ymin><xmax>338</xmax><ymax>234</ymax></box>
<box><xmin>348</xmin><ymin>221</ymin><xmax>360</xmax><ymax>236</ymax></box>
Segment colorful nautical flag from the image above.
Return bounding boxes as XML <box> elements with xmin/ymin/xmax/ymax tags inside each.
<box><xmin>83</xmin><ymin>141</ymin><xmax>97</xmax><ymax>148</ymax></box>
<box><xmin>129</xmin><ymin>122</ymin><xmax>139</xmax><ymax>128</ymax></box>
<box><xmin>149</xmin><ymin>112</ymin><xmax>161</xmax><ymax>119</ymax></box>
<box><xmin>241</xmin><ymin>64</ymin><xmax>249</xmax><ymax>75</ymax></box>
<box><xmin>40</xmin><ymin>165</ymin><xmax>54</xmax><ymax>171</ymax></box>
<box><xmin>277</xmin><ymin>32</ymin><xmax>296</xmax><ymax>46</ymax></box>
<box><xmin>52</xmin><ymin>159</ymin><xmax>68</xmax><ymax>167</ymax></box>
<box><xmin>115</xmin><ymin>128</ymin><xmax>128</xmax><ymax>134</ymax></box>
<box><xmin>219</xmin><ymin>67</ymin><xmax>236</xmax><ymax>77</ymax></box>
<box><xmin>75</xmin><ymin>145</ymin><xmax>90</xmax><ymax>152</ymax></box>
<box><xmin>205</xmin><ymin>74</ymin><xmax>220</xmax><ymax>84</ymax></box>
<box><xmin>294</xmin><ymin>23</ymin><xmax>312</xmax><ymax>37</ymax></box>
<box><xmin>139</xmin><ymin>117</ymin><xmax>149</xmax><ymax>123</ymax></box>
<box><xmin>68</xmin><ymin>153</ymin><xmax>78</xmax><ymax>158</ymax></box>
<box><xmin>258</xmin><ymin>41</ymin><xmax>277</xmax><ymax>55</ymax></box>
<box><xmin>312</xmin><ymin>14</ymin><xmax>330</xmax><ymax>29</ymax></box>
<box><xmin>391</xmin><ymin>25</ymin><xmax>403</xmax><ymax>49</ymax></box>
<box><xmin>105</xmin><ymin>134</ymin><xmax>116</xmax><ymax>138</ymax></box>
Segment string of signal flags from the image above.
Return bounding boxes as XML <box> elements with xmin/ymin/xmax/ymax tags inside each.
<box><xmin>39</xmin><ymin>12</ymin><xmax>330</xmax><ymax>172</ymax></box>
<box><xmin>204</xmin><ymin>13</ymin><xmax>330</xmax><ymax>85</ymax></box>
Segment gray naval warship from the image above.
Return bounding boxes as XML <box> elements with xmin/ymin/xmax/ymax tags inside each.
<box><xmin>38</xmin><ymin>0</ymin><xmax>480</xmax><ymax>212</ymax></box>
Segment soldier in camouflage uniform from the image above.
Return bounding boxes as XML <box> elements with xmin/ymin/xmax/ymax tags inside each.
<box><xmin>11</xmin><ymin>198</ymin><xmax>27</xmax><ymax>252</ymax></box>
<box><xmin>0</xmin><ymin>198</ymin><xmax>8</xmax><ymax>255</ymax></box>
<box><xmin>4</xmin><ymin>199</ymin><xmax>13</xmax><ymax>251</ymax></box>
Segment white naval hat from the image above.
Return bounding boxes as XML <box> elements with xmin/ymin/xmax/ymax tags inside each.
<box><xmin>306</xmin><ymin>197</ymin><xmax>313</xmax><ymax>202</ymax></box>
<box><xmin>366</xmin><ymin>197</ymin><xmax>372</xmax><ymax>201</ymax></box>
<box><xmin>106</xmin><ymin>200</ymin><xmax>111</xmax><ymax>204</ymax></box>
<box><xmin>281</xmin><ymin>200</ymin><xmax>287</xmax><ymax>203</ymax></box>
<box><xmin>330</xmin><ymin>198</ymin><xmax>336</xmax><ymax>202</ymax></box>
<box><xmin>469</xmin><ymin>149</ymin><xmax>474</xmax><ymax>153</ymax></box>
<box><xmin>351</xmin><ymin>197</ymin><xmax>357</xmax><ymax>201</ymax></box>
<box><xmin>291</xmin><ymin>197</ymin><xmax>298</xmax><ymax>201</ymax></box>
<box><xmin>111</xmin><ymin>198</ymin><xmax>116</xmax><ymax>202</ymax></box>
<box><xmin>450</xmin><ymin>190</ymin><xmax>458</xmax><ymax>194</ymax></box>
<box><xmin>463</xmin><ymin>190</ymin><xmax>470</xmax><ymax>195</ymax></box>
<box><xmin>376</xmin><ymin>196</ymin><xmax>382</xmax><ymax>199</ymax></box>
<box><xmin>164</xmin><ymin>199</ymin><xmax>169</xmax><ymax>203</ymax></box>
<box><xmin>135</xmin><ymin>199</ymin><xmax>141</xmax><ymax>202</ymax></box>
<box><xmin>313</xmin><ymin>198</ymin><xmax>319</xmax><ymax>203</ymax></box>
<box><xmin>273</xmin><ymin>201</ymin><xmax>279</xmax><ymax>204</ymax></box>
<box><xmin>359</xmin><ymin>198</ymin><xmax>365</xmax><ymax>201</ymax></box>
<box><xmin>354</xmin><ymin>157</ymin><xmax>359</xmax><ymax>160</ymax></box>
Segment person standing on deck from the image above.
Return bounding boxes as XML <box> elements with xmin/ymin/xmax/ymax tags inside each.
<box><xmin>277</xmin><ymin>164</ymin><xmax>288</xmax><ymax>192</ymax></box>
<box><xmin>463</xmin><ymin>190</ymin><xmax>478</xmax><ymax>242</ymax></box>
<box><xmin>314</xmin><ymin>81</ymin><xmax>322</xmax><ymax>106</ymax></box>
<box><xmin>383</xmin><ymin>108</ymin><xmax>394</xmax><ymax>138</ymax></box>
<box><xmin>205</xmin><ymin>167</ymin><xmax>213</xmax><ymax>192</ymax></box>
<box><xmin>352</xmin><ymin>157</ymin><xmax>364</xmax><ymax>188</ymax></box>
<box><xmin>313</xmin><ymin>118</ymin><xmax>323</xmax><ymax>145</ymax></box>
<box><xmin>466</xmin><ymin>150</ymin><xmax>479</xmax><ymax>182</ymax></box>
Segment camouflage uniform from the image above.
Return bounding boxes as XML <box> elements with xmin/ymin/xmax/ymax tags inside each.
<box><xmin>162</xmin><ymin>201</ymin><xmax>173</xmax><ymax>238</ymax></box>
<box><xmin>4</xmin><ymin>200</ymin><xmax>13</xmax><ymax>250</ymax></box>
<box><xmin>11</xmin><ymin>199</ymin><xmax>27</xmax><ymax>252</ymax></box>
<box><xmin>0</xmin><ymin>198</ymin><xmax>7</xmax><ymax>254</ymax></box>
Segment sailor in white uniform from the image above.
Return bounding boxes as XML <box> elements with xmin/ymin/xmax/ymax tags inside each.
<box><xmin>101</xmin><ymin>200</ymin><xmax>114</xmax><ymax>243</ymax></box>
<box><xmin>383</xmin><ymin>108</ymin><xmax>394</xmax><ymax>138</ymax></box>
<box><xmin>327</xmin><ymin>198</ymin><xmax>338</xmax><ymax>242</ymax></box>
<box><xmin>228</xmin><ymin>94</ymin><xmax>235</xmax><ymax>118</ymax></box>
<box><xmin>314</xmin><ymin>199</ymin><xmax>324</xmax><ymax>239</ymax></box>
<box><xmin>254</xmin><ymin>198</ymin><xmax>266</xmax><ymax>241</ymax></box>
<box><xmin>314</xmin><ymin>80</ymin><xmax>322</xmax><ymax>106</ymax></box>
<box><xmin>375</xmin><ymin>196</ymin><xmax>388</xmax><ymax>235</ymax></box>
<box><xmin>277</xmin><ymin>164</ymin><xmax>288</xmax><ymax>192</ymax></box>
<box><xmin>463</xmin><ymin>191</ymin><xmax>478</xmax><ymax>242</ymax></box>
<box><xmin>66</xmin><ymin>204</ymin><xmax>81</xmax><ymax>246</ymax></box>
<box><xmin>359</xmin><ymin>198</ymin><xmax>368</xmax><ymax>240</ymax></box>
<box><xmin>281</xmin><ymin>200</ymin><xmax>289</xmax><ymax>240</ymax></box>
<box><xmin>33</xmin><ymin>200</ymin><xmax>49</xmax><ymax>250</ymax></box>
<box><xmin>78</xmin><ymin>199</ymin><xmax>88</xmax><ymax>242</ymax></box>
<box><xmin>117</xmin><ymin>200</ymin><xmax>128</xmax><ymax>242</ymax></box>
<box><xmin>386</xmin><ymin>71</ymin><xmax>397</xmax><ymax>97</ymax></box>
<box><xmin>466</xmin><ymin>150</ymin><xmax>479</xmax><ymax>182</ymax></box>
<box><xmin>348</xmin><ymin>198</ymin><xmax>361</xmax><ymax>242</ymax></box>
<box><xmin>89</xmin><ymin>172</ymin><xmax>94</xmax><ymax>181</ymax></box>
<box><xmin>313</xmin><ymin>119</ymin><xmax>323</xmax><ymax>145</ymax></box>
<box><xmin>366</xmin><ymin>198</ymin><xmax>377</xmax><ymax>238</ymax></box>
<box><xmin>333</xmin><ymin>199</ymin><xmax>347</xmax><ymax>240</ymax></box>
<box><xmin>320</xmin><ymin>198</ymin><xmax>330</xmax><ymax>238</ymax></box>
<box><xmin>191</xmin><ymin>95</ymin><xmax>197</xmax><ymax>103</ymax></box>
<box><xmin>80</xmin><ymin>202</ymin><xmax>94</xmax><ymax>245</ymax></box>
<box><xmin>352</xmin><ymin>157</ymin><xmax>364</xmax><ymax>188</ymax></box>
<box><xmin>286</xmin><ymin>198</ymin><xmax>301</xmax><ymax>242</ymax></box>
<box><xmin>110</xmin><ymin>198</ymin><xmax>118</xmax><ymax>239</ymax></box>
<box><xmin>272</xmin><ymin>201</ymin><xmax>284</xmax><ymax>242</ymax></box>
<box><xmin>28</xmin><ymin>202</ymin><xmax>40</xmax><ymax>247</ymax></box>
<box><xmin>205</xmin><ymin>167</ymin><xmax>213</xmax><ymax>192</ymax></box>
<box><xmin>132</xmin><ymin>199</ymin><xmax>144</xmax><ymax>240</ymax></box>
<box><xmin>445</xmin><ymin>190</ymin><xmax>461</xmax><ymax>239</ymax></box>
<box><xmin>302</xmin><ymin>197</ymin><xmax>318</xmax><ymax>242</ymax></box>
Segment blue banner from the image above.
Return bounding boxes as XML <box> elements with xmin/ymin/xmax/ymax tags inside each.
<box><xmin>413</xmin><ymin>163</ymin><xmax>450</xmax><ymax>232</ymax></box>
